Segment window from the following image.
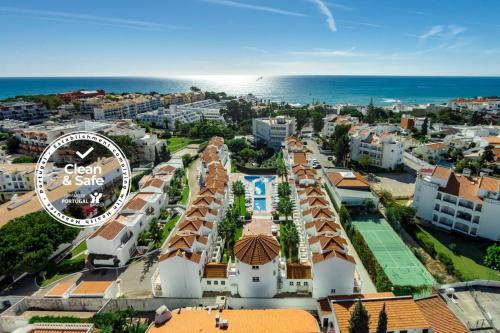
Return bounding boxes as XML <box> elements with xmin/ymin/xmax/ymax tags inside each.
<box><xmin>297</xmin><ymin>282</ymin><xmax>301</xmax><ymax>286</ymax></box>
<box><xmin>400</xmin><ymin>331</ymin><xmax>407</xmax><ymax>333</ymax></box>
<box><xmin>221</xmin><ymin>281</ymin><xmax>225</xmax><ymax>285</ymax></box>
<box><xmin>331</xmin><ymin>289</ymin><xmax>336</xmax><ymax>293</ymax></box>
<box><xmin>207</xmin><ymin>281</ymin><xmax>211</xmax><ymax>285</ymax></box>
<box><xmin>304</xmin><ymin>281</ymin><xmax>309</xmax><ymax>286</ymax></box>
<box><xmin>289</xmin><ymin>281</ymin><xmax>294</xmax><ymax>286</ymax></box>
<box><xmin>214</xmin><ymin>281</ymin><xmax>218</xmax><ymax>285</ymax></box>
<box><xmin>422</xmin><ymin>329</ymin><xmax>429</xmax><ymax>333</ymax></box>
<box><xmin>252</xmin><ymin>265</ymin><xmax>259</xmax><ymax>270</ymax></box>
<box><xmin>252</xmin><ymin>277</ymin><xmax>260</xmax><ymax>282</ymax></box>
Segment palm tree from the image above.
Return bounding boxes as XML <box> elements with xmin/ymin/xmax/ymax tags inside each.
<box><xmin>276</xmin><ymin>159</ymin><xmax>287</xmax><ymax>181</ymax></box>
<box><xmin>219</xmin><ymin>217</ymin><xmax>236</xmax><ymax>259</ymax></box>
<box><xmin>282</xmin><ymin>224</ymin><xmax>299</xmax><ymax>263</ymax></box>
<box><xmin>278</xmin><ymin>197</ymin><xmax>293</xmax><ymax>224</ymax></box>
<box><xmin>232</xmin><ymin>180</ymin><xmax>245</xmax><ymax>214</ymax></box>
<box><xmin>278</xmin><ymin>182</ymin><xmax>291</xmax><ymax>199</ymax></box>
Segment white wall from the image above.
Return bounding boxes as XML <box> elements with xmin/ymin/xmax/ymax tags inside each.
<box><xmin>312</xmin><ymin>258</ymin><xmax>355</xmax><ymax>298</ymax></box>
<box><xmin>158</xmin><ymin>256</ymin><xmax>203</xmax><ymax>298</ymax></box>
<box><xmin>236</xmin><ymin>259</ymin><xmax>278</xmax><ymax>298</ymax></box>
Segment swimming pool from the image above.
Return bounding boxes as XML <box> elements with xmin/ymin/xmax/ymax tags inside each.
<box><xmin>253</xmin><ymin>198</ymin><xmax>267</xmax><ymax>211</ymax></box>
<box><xmin>254</xmin><ymin>180</ymin><xmax>266</xmax><ymax>195</ymax></box>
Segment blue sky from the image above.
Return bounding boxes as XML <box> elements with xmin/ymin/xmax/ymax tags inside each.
<box><xmin>1</xmin><ymin>0</ymin><xmax>500</xmax><ymax>76</ymax></box>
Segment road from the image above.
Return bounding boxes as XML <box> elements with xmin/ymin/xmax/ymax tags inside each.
<box><xmin>305</xmin><ymin>139</ymin><xmax>377</xmax><ymax>293</ymax></box>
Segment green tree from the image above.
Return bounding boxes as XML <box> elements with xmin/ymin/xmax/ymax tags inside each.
<box><xmin>366</xmin><ymin>98</ymin><xmax>377</xmax><ymax>124</ymax></box>
<box><xmin>6</xmin><ymin>136</ymin><xmax>20</xmax><ymax>154</ymax></box>
<box><xmin>278</xmin><ymin>197</ymin><xmax>293</xmax><ymax>223</ymax></box>
<box><xmin>282</xmin><ymin>223</ymin><xmax>299</xmax><ymax>262</ymax></box>
<box><xmin>329</xmin><ymin>124</ymin><xmax>351</xmax><ymax>167</ymax></box>
<box><xmin>376</xmin><ymin>303</ymin><xmax>388</xmax><ymax>333</ymax></box>
<box><xmin>339</xmin><ymin>205</ymin><xmax>352</xmax><ymax>227</ymax></box>
<box><xmin>160</xmin><ymin>144</ymin><xmax>170</xmax><ymax>162</ymax></box>
<box><xmin>278</xmin><ymin>182</ymin><xmax>291</xmax><ymax>199</ymax></box>
<box><xmin>421</xmin><ymin>117</ymin><xmax>429</xmax><ymax>136</ymax></box>
<box><xmin>182</xmin><ymin>153</ymin><xmax>191</xmax><ymax>167</ymax></box>
<box><xmin>312</xmin><ymin>110</ymin><xmax>325</xmax><ymax>133</ymax></box>
<box><xmin>484</xmin><ymin>244</ymin><xmax>500</xmax><ymax>271</ymax></box>
<box><xmin>294</xmin><ymin>108</ymin><xmax>310</xmax><ymax>133</ymax></box>
<box><xmin>227</xmin><ymin>138</ymin><xmax>248</xmax><ymax>153</ymax></box>
<box><xmin>12</xmin><ymin>155</ymin><xmax>35</xmax><ymax>163</ymax></box>
<box><xmin>481</xmin><ymin>145</ymin><xmax>495</xmax><ymax>164</ymax></box>
<box><xmin>276</xmin><ymin>159</ymin><xmax>288</xmax><ymax>181</ymax></box>
<box><xmin>232</xmin><ymin>180</ymin><xmax>245</xmax><ymax>214</ymax></box>
<box><xmin>137</xmin><ymin>230</ymin><xmax>150</xmax><ymax>246</ymax></box>
<box><xmin>358</xmin><ymin>154</ymin><xmax>372</xmax><ymax>170</ymax></box>
<box><xmin>219</xmin><ymin>216</ymin><xmax>236</xmax><ymax>258</ymax></box>
<box><xmin>348</xmin><ymin>300</ymin><xmax>370</xmax><ymax>333</ymax></box>
<box><xmin>154</xmin><ymin>147</ymin><xmax>160</xmax><ymax>166</ymax></box>
<box><xmin>240</xmin><ymin>147</ymin><xmax>256</xmax><ymax>163</ymax></box>
<box><xmin>190</xmin><ymin>86</ymin><xmax>201</xmax><ymax>92</ymax></box>
<box><xmin>149</xmin><ymin>218</ymin><xmax>162</xmax><ymax>247</ymax></box>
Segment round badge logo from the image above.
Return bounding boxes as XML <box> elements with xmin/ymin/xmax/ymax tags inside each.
<box><xmin>35</xmin><ymin>131</ymin><xmax>131</xmax><ymax>228</ymax></box>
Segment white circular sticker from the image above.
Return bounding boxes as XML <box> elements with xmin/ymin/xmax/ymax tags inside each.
<box><xmin>35</xmin><ymin>131</ymin><xmax>131</xmax><ymax>228</ymax></box>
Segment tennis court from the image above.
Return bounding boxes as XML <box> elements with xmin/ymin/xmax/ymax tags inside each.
<box><xmin>352</xmin><ymin>215</ymin><xmax>435</xmax><ymax>287</ymax></box>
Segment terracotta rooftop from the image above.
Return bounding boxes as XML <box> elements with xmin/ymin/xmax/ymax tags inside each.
<box><xmin>203</xmin><ymin>263</ymin><xmax>228</xmax><ymax>278</ymax></box>
<box><xmin>286</xmin><ymin>263</ymin><xmax>312</xmax><ymax>279</ymax></box>
<box><xmin>89</xmin><ymin>220</ymin><xmax>125</xmax><ymax>240</ymax></box>
<box><xmin>168</xmin><ymin>234</ymin><xmax>207</xmax><ymax>250</ymax></box>
<box><xmin>234</xmin><ymin>234</ymin><xmax>280</xmax><ymax>265</ymax></box>
<box><xmin>432</xmin><ymin>166</ymin><xmax>451</xmax><ymax>180</ymax></box>
<box><xmin>305</xmin><ymin>219</ymin><xmax>340</xmax><ymax>234</ymax></box>
<box><xmin>426</xmin><ymin>142</ymin><xmax>448</xmax><ymax>150</ymax></box>
<box><xmin>146</xmin><ymin>308</ymin><xmax>319</xmax><ymax>333</ymax></box>
<box><xmin>312</xmin><ymin>249</ymin><xmax>355</xmax><ymax>264</ymax></box>
<box><xmin>71</xmin><ymin>281</ymin><xmax>113</xmax><ymax>296</ymax></box>
<box><xmin>330</xmin><ymin>295</ymin><xmax>430</xmax><ymax>333</ymax></box>
<box><xmin>309</xmin><ymin>235</ymin><xmax>347</xmax><ymax>251</ymax></box>
<box><xmin>293</xmin><ymin>152</ymin><xmax>307</xmax><ymax>164</ymax></box>
<box><xmin>478</xmin><ymin>175</ymin><xmax>500</xmax><ymax>192</ymax></box>
<box><xmin>300</xmin><ymin>197</ymin><xmax>329</xmax><ymax>207</ymax></box>
<box><xmin>303</xmin><ymin>207</ymin><xmax>334</xmax><ymax>219</ymax></box>
<box><xmin>327</xmin><ymin>171</ymin><xmax>370</xmax><ymax>189</ymax></box>
<box><xmin>158</xmin><ymin>249</ymin><xmax>202</xmax><ymax>264</ymax></box>
<box><xmin>178</xmin><ymin>218</ymin><xmax>213</xmax><ymax>232</ymax></box>
<box><xmin>415</xmin><ymin>295</ymin><xmax>468</xmax><ymax>333</ymax></box>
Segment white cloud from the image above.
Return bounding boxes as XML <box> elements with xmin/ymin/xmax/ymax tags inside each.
<box><xmin>419</xmin><ymin>25</ymin><xmax>443</xmax><ymax>40</ymax></box>
<box><xmin>243</xmin><ymin>46</ymin><xmax>269</xmax><ymax>54</ymax></box>
<box><xmin>324</xmin><ymin>1</ymin><xmax>355</xmax><ymax>11</ymax></box>
<box><xmin>291</xmin><ymin>48</ymin><xmax>369</xmax><ymax>57</ymax></box>
<box><xmin>311</xmin><ymin>0</ymin><xmax>336</xmax><ymax>32</ymax></box>
<box><xmin>202</xmin><ymin>0</ymin><xmax>305</xmax><ymax>17</ymax></box>
<box><xmin>448</xmin><ymin>24</ymin><xmax>466</xmax><ymax>36</ymax></box>
<box><xmin>0</xmin><ymin>6</ymin><xmax>184</xmax><ymax>31</ymax></box>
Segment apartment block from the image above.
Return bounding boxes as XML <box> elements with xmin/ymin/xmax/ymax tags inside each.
<box><xmin>252</xmin><ymin>116</ymin><xmax>296</xmax><ymax>149</ymax></box>
<box><xmin>350</xmin><ymin>128</ymin><xmax>404</xmax><ymax>170</ymax></box>
<box><xmin>80</xmin><ymin>94</ymin><xmax>161</xmax><ymax>120</ymax></box>
<box><xmin>322</xmin><ymin>115</ymin><xmax>359</xmax><ymax>137</ymax></box>
<box><xmin>413</xmin><ymin>166</ymin><xmax>500</xmax><ymax>241</ymax></box>
<box><xmin>0</xmin><ymin>163</ymin><xmax>41</xmax><ymax>202</ymax></box>
<box><xmin>0</xmin><ymin>101</ymin><xmax>49</xmax><ymax>124</ymax></box>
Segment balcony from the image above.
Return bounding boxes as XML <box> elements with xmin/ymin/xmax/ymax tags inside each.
<box><xmin>458</xmin><ymin>200</ymin><xmax>474</xmax><ymax>210</ymax></box>
<box><xmin>440</xmin><ymin>208</ymin><xmax>455</xmax><ymax>217</ymax></box>
<box><xmin>442</xmin><ymin>196</ymin><xmax>457</xmax><ymax>205</ymax></box>
<box><xmin>456</xmin><ymin>211</ymin><xmax>472</xmax><ymax>222</ymax></box>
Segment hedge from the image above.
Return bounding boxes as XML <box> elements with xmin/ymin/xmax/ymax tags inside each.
<box><xmin>30</xmin><ymin>316</ymin><xmax>85</xmax><ymax>324</ymax></box>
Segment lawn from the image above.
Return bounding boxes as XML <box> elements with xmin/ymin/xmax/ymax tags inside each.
<box><xmin>71</xmin><ymin>241</ymin><xmax>87</xmax><ymax>257</ymax></box>
<box><xmin>161</xmin><ymin>214</ymin><xmax>181</xmax><ymax>243</ymax></box>
<box><xmin>235</xmin><ymin>195</ymin><xmax>246</xmax><ymax>216</ymax></box>
<box><xmin>167</xmin><ymin>136</ymin><xmax>192</xmax><ymax>152</ymax></box>
<box><xmin>180</xmin><ymin>175</ymin><xmax>189</xmax><ymax>205</ymax></box>
<box><xmin>40</xmin><ymin>256</ymin><xmax>86</xmax><ymax>287</ymax></box>
<box><xmin>416</xmin><ymin>225</ymin><xmax>499</xmax><ymax>281</ymax></box>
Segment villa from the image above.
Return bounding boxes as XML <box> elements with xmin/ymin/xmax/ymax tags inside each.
<box><xmin>326</xmin><ymin>170</ymin><xmax>378</xmax><ymax>208</ymax></box>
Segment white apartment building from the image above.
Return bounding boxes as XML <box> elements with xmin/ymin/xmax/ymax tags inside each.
<box><xmin>253</xmin><ymin>116</ymin><xmax>296</xmax><ymax>149</ymax></box>
<box><xmin>138</xmin><ymin>99</ymin><xmax>225</xmax><ymax>130</ymax></box>
<box><xmin>0</xmin><ymin>163</ymin><xmax>49</xmax><ymax>202</ymax></box>
<box><xmin>350</xmin><ymin>128</ymin><xmax>404</xmax><ymax>170</ymax></box>
<box><xmin>413</xmin><ymin>166</ymin><xmax>500</xmax><ymax>241</ymax></box>
<box><xmin>0</xmin><ymin>101</ymin><xmax>49</xmax><ymax>124</ymax></box>
<box><xmin>322</xmin><ymin>115</ymin><xmax>359</xmax><ymax>137</ymax></box>
<box><xmin>80</xmin><ymin>94</ymin><xmax>161</xmax><ymax>120</ymax></box>
<box><xmin>448</xmin><ymin>97</ymin><xmax>500</xmax><ymax>113</ymax></box>
<box><xmin>161</xmin><ymin>91</ymin><xmax>205</xmax><ymax>106</ymax></box>
<box><xmin>87</xmin><ymin>191</ymin><xmax>166</xmax><ymax>266</ymax></box>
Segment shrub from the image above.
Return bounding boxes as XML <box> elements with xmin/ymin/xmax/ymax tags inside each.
<box><xmin>30</xmin><ymin>316</ymin><xmax>84</xmax><ymax>324</ymax></box>
<box><xmin>437</xmin><ymin>252</ymin><xmax>456</xmax><ymax>275</ymax></box>
<box><xmin>416</xmin><ymin>233</ymin><xmax>437</xmax><ymax>258</ymax></box>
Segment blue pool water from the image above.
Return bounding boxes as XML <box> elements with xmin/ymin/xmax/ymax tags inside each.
<box><xmin>254</xmin><ymin>198</ymin><xmax>267</xmax><ymax>211</ymax></box>
<box><xmin>254</xmin><ymin>181</ymin><xmax>266</xmax><ymax>196</ymax></box>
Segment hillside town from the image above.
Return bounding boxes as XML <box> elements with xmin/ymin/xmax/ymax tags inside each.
<box><xmin>0</xmin><ymin>88</ymin><xmax>499</xmax><ymax>333</ymax></box>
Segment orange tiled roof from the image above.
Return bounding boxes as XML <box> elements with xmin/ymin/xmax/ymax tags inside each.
<box><xmin>478</xmin><ymin>175</ymin><xmax>500</xmax><ymax>192</ymax></box>
<box><xmin>145</xmin><ymin>308</ymin><xmax>319</xmax><ymax>333</ymax></box>
<box><xmin>426</xmin><ymin>143</ymin><xmax>448</xmax><ymax>151</ymax></box>
<box><xmin>331</xmin><ymin>295</ymin><xmax>430</xmax><ymax>333</ymax></box>
<box><xmin>89</xmin><ymin>220</ymin><xmax>125</xmax><ymax>240</ymax></box>
<box><xmin>234</xmin><ymin>234</ymin><xmax>280</xmax><ymax>265</ymax></box>
<box><xmin>415</xmin><ymin>295</ymin><xmax>468</xmax><ymax>333</ymax></box>
<box><xmin>293</xmin><ymin>152</ymin><xmax>307</xmax><ymax>164</ymax></box>
<box><xmin>303</xmin><ymin>207</ymin><xmax>334</xmax><ymax>219</ymax></box>
<box><xmin>159</xmin><ymin>249</ymin><xmax>202</xmax><ymax>264</ymax></box>
<box><xmin>327</xmin><ymin>171</ymin><xmax>370</xmax><ymax>189</ymax></box>
<box><xmin>432</xmin><ymin>166</ymin><xmax>451</xmax><ymax>180</ymax></box>
<box><xmin>203</xmin><ymin>263</ymin><xmax>227</xmax><ymax>278</ymax></box>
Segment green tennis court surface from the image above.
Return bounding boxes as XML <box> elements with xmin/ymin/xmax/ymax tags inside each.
<box><xmin>352</xmin><ymin>215</ymin><xmax>435</xmax><ymax>287</ymax></box>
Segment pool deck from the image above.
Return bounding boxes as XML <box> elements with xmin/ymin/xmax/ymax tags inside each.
<box><xmin>241</xmin><ymin>175</ymin><xmax>278</xmax><ymax>236</ymax></box>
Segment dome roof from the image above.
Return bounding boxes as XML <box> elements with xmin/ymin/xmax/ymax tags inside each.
<box><xmin>234</xmin><ymin>234</ymin><xmax>280</xmax><ymax>265</ymax></box>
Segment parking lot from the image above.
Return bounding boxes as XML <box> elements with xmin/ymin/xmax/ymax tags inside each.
<box><xmin>369</xmin><ymin>172</ymin><xmax>416</xmax><ymax>199</ymax></box>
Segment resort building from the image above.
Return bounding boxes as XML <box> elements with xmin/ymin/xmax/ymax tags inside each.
<box><xmin>413</xmin><ymin>165</ymin><xmax>500</xmax><ymax>241</ymax></box>
<box><xmin>317</xmin><ymin>292</ymin><xmax>441</xmax><ymax>333</ymax></box>
<box><xmin>413</xmin><ymin>142</ymin><xmax>448</xmax><ymax>162</ymax></box>
<box><xmin>86</xmin><ymin>191</ymin><xmax>166</xmax><ymax>266</ymax></box>
<box><xmin>234</xmin><ymin>234</ymin><xmax>281</xmax><ymax>298</ymax></box>
<box><xmin>350</xmin><ymin>128</ymin><xmax>404</xmax><ymax>170</ymax></box>
<box><xmin>0</xmin><ymin>101</ymin><xmax>49</xmax><ymax>124</ymax></box>
<box><xmin>161</xmin><ymin>91</ymin><xmax>205</xmax><ymax>106</ymax></box>
<box><xmin>322</xmin><ymin>115</ymin><xmax>359</xmax><ymax>137</ymax></box>
<box><xmin>80</xmin><ymin>94</ymin><xmax>161</xmax><ymax>120</ymax></box>
<box><xmin>326</xmin><ymin>170</ymin><xmax>378</xmax><ymax>208</ymax></box>
<box><xmin>0</xmin><ymin>163</ymin><xmax>53</xmax><ymax>202</ymax></box>
<box><xmin>252</xmin><ymin>116</ymin><xmax>296</xmax><ymax>150</ymax></box>
<box><xmin>146</xmin><ymin>308</ymin><xmax>320</xmax><ymax>333</ymax></box>
<box><xmin>283</xmin><ymin>136</ymin><xmax>358</xmax><ymax>299</ymax></box>
<box><xmin>58</xmin><ymin>89</ymin><xmax>105</xmax><ymax>103</ymax></box>
<box><xmin>448</xmin><ymin>97</ymin><xmax>500</xmax><ymax>113</ymax></box>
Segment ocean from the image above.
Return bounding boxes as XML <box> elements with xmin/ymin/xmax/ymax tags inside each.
<box><xmin>1</xmin><ymin>75</ymin><xmax>500</xmax><ymax>106</ymax></box>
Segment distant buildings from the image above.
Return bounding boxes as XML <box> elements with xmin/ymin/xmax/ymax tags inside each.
<box><xmin>80</xmin><ymin>94</ymin><xmax>161</xmax><ymax>120</ymax></box>
<box><xmin>161</xmin><ymin>91</ymin><xmax>205</xmax><ymax>106</ymax></box>
<box><xmin>448</xmin><ymin>97</ymin><xmax>500</xmax><ymax>113</ymax></box>
<box><xmin>58</xmin><ymin>89</ymin><xmax>105</xmax><ymax>103</ymax></box>
<box><xmin>350</xmin><ymin>128</ymin><xmax>404</xmax><ymax>170</ymax></box>
<box><xmin>0</xmin><ymin>163</ymin><xmax>40</xmax><ymax>202</ymax></box>
<box><xmin>252</xmin><ymin>116</ymin><xmax>296</xmax><ymax>149</ymax></box>
<box><xmin>322</xmin><ymin>114</ymin><xmax>359</xmax><ymax>137</ymax></box>
<box><xmin>137</xmin><ymin>99</ymin><xmax>225</xmax><ymax>130</ymax></box>
<box><xmin>0</xmin><ymin>101</ymin><xmax>49</xmax><ymax>124</ymax></box>
<box><xmin>413</xmin><ymin>165</ymin><xmax>500</xmax><ymax>241</ymax></box>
